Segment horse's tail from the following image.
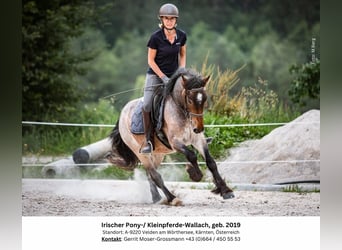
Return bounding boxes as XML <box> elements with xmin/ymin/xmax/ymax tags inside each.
<box><xmin>108</xmin><ymin>119</ymin><xmax>139</xmax><ymax>170</ymax></box>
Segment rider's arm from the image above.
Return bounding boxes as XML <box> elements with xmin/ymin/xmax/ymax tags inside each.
<box><xmin>147</xmin><ymin>48</ymin><xmax>165</xmax><ymax>79</ymax></box>
<box><xmin>179</xmin><ymin>45</ymin><xmax>186</xmax><ymax>68</ymax></box>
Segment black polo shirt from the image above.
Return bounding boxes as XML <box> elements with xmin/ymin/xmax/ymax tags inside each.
<box><xmin>147</xmin><ymin>28</ymin><xmax>187</xmax><ymax>77</ymax></box>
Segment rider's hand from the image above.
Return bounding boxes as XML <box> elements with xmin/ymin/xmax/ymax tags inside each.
<box><xmin>161</xmin><ymin>75</ymin><xmax>170</xmax><ymax>85</ymax></box>
<box><xmin>178</xmin><ymin>67</ymin><xmax>187</xmax><ymax>74</ymax></box>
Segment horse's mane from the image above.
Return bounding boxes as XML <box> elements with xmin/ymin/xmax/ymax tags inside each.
<box><xmin>164</xmin><ymin>68</ymin><xmax>204</xmax><ymax>96</ymax></box>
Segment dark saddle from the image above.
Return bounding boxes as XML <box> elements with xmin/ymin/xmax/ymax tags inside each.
<box><xmin>130</xmin><ymin>88</ymin><xmax>172</xmax><ymax>149</ymax></box>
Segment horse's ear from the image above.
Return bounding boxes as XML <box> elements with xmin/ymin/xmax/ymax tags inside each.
<box><xmin>181</xmin><ymin>75</ymin><xmax>189</xmax><ymax>89</ymax></box>
<box><xmin>202</xmin><ymin>75</ymin><xmax>210</xmax><ymax>87</ymax></box>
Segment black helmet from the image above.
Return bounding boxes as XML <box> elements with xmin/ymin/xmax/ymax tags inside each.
<box><xmin>159</xmin><ymin>3</ymin><xmax>179</xmax><ymax>18</ymax></box>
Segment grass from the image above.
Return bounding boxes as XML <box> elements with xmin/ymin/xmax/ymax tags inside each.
<box><xmin>282</xmin><ymin>184</ymin><xmax>320</xmax><ymax>193</ymax></box>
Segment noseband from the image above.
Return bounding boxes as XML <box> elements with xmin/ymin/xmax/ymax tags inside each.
<box><xmin>188</xmin><ymin>111</ymin><xmax>204</xmax><ymax>117</ymax></box>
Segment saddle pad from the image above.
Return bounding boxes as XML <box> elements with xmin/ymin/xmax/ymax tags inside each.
<box><xmin>130</xmin><ymin>99</ymin><xmax>172</xmax><ymax>149</ymax></box>
<box><xmin>131</xmin><ymin>100</ymin><xmax>144</xmax><ymax>134</ymax></box>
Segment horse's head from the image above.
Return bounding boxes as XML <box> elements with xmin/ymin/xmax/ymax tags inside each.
<box><xmin>181</xmin><ymin>74</ymin><xmax>210</xmax><ymax>133</ymax></box>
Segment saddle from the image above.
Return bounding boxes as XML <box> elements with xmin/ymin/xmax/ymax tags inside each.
<box><xmin>130</xmin><ymin>88</ymin><xmax>172</xmax><ymax>149</ymax></box>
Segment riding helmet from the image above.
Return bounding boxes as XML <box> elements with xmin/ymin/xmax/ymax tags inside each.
<box><xmin>159</xmin><ymin>3</ymin><xmax>179</xmax><ymax>18</ymax></box>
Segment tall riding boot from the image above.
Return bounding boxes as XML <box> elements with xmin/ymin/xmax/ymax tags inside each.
<box><xmin>140</xmin><ymin>110</ymin><xmax>154</xmax><ymax>154</ymax></box>
<box><xmin>157</xmin><ymin>86</ymin><xmax>167</xmax><ymax>131</ymax></box>
<box><xmin>157</xmin><ymin>97</ymin><xmax>165</xmax><ymax>131</ymax></box>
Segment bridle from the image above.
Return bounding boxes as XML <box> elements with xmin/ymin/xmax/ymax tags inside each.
<box><xmin>184</xmin><ymin>87</ymin><xmax>206</xmax><ymax>118</ymax></box>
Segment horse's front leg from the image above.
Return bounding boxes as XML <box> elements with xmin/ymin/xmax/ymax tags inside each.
<box><xmin>203</xmin><ymin>147</ymin><xmax>235</xmax><ymax>199</ymax></box>
<box><xmin>190</xmin><ymin>137</ymin><xmax>234</xmax><ymax>199</ymax></box>
<box><xmin>173</xmin><ymin>143</ymin><xmax>203</xmax><ymax>182</ymax></box>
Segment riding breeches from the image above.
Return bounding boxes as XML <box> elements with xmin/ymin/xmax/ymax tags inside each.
<box><xmin>143</xmin><ymin>73</ymin><xmax>163</xmax><ymax>112</ymax></box>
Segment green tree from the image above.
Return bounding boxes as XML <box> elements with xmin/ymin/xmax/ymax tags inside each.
<box><xmin>111</xmin><ymin>31</ymin><xmax>148</xmax><ymax>90</ymax></box>
<box><xmin>70</xmin><ymin>27</ymin><xmax>117</xmax><ymax>102</ymax></box>
<box><xmin>289</xmin><ymin>59</ymin><xmax>320</xmax><ymax>107</ymax></box>
<box><xmin>187</xmin><ymin>22</ymin><xmax>218</xmax><ymax>68</ymax></box>
<box><xmin>22</xmin><ymin>0</ymin><xmax>108</xmax><ymax>122</ymax></box>
<box><xmin>249</xmin><ymin>34</ymin><xmax>298</xmax><ymax>99</ymax></box>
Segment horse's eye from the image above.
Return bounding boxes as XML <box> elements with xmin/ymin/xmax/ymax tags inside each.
<box><xmin>187</xmin><ymin>98</ymin><xmax>193</xmax><ymax>105</ymax></box>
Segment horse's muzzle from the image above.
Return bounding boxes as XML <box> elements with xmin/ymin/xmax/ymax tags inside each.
<box><xmin>189</xmin><ymin>111</ymin><xmax>204</xmax><ymax>134</ymax></box>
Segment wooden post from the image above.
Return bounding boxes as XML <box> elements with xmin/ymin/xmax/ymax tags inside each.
<box><xmin>41</xmin><ymin>157</ymin><xmax>79</xmax><ymax>177</ymax></box>
<box><xmin>41</xmin><ymin>137</ymin><xmax>113</xmax><ymax>177</ymax></box>
<box><xmin>72</xmin><ymin>137</ymin><xmax>112</xmax><ymax>164</ymax></box>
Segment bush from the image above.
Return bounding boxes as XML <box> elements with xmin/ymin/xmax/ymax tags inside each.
<box><xmin>22</xmin><ymin>99</ymin><xmax>118</xmax><ymax>155</ymax></box>
<box><xmin>289</xmin><ymin>59</ymin><xmax>320</xmax><ymax>107</ymax></box>
<box><xmin>201</xmin><ymin>62</ymin><xmax>297</xmax><ymax>159</ymax></box>
<box><xmin>204</xmin><ymin>114</ymin><xmax>277</xmax><ymax>159</ymax></box>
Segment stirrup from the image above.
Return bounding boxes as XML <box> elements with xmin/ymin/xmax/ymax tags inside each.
<box><xmin>140</xmin><ymin>140</ymin><xmax>153</xmax><ymax>154</ymax></box>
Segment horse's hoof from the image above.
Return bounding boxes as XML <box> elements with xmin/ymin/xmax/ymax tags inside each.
<box><xmin>222</xmin><ymin>192</ymin><xmax>235</xmax><ymax>199</ymax></box>
<box><xmin>170</xmin><ymin>197</ymin><xmax>183</xmax><ymax>206</ymax></box>
<box><xmin>160</xmin><ymin>198</ymin><xmax>183</xmax><ymax>206</ymax></box>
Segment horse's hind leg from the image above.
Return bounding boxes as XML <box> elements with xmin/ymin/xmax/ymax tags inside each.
<box><xmin>146</xmin><ymin>170</ymin><xmax>162</xmax><ymax>203</ymax></box>
<box><xmin>146</xmin><ymin>167</ymin><xmax>182</xmax><ymax>206</ymax></box>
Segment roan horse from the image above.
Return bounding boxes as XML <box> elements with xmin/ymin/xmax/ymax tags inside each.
<box><xmin>107</xmin><ymin>68</ymin><xmax>234</xmax><ymax>205</ymax></box>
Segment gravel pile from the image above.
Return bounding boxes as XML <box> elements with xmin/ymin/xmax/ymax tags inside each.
<box><xmin>217</xmin><ymin>110</ymin><xmax>320</xmax><ymax>184</ymax></box>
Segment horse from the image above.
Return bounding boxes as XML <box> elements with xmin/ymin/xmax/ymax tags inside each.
<box><xmin>107</xmin><ymin>68</ymin><xmax>234</xmax><ymax>205</ymax></box>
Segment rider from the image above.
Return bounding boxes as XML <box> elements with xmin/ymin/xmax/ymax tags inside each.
<box><xmin>140</xmin><ymin>3</ymin><xmax>187</xmax><ymax>154</ymax></box>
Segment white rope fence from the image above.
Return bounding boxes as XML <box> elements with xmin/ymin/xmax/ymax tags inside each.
<box><xmin>22</xmin><ymin>121</ymin><xmax>114</xmax><ymax>128</ymax></box>
<box><xmin>21</xmin><ymin>120</ymin><xmax>320</xmax><ymax>168</ymax></box>
<box><xmin>22</xmin><ymin>159</ymin><xmax>320</xmax><ymax>168</ymax></box>
<box><xmin>22</xmin><ymin>120</ymin><xmax>320</xmax><ymax>128</ymax></box>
